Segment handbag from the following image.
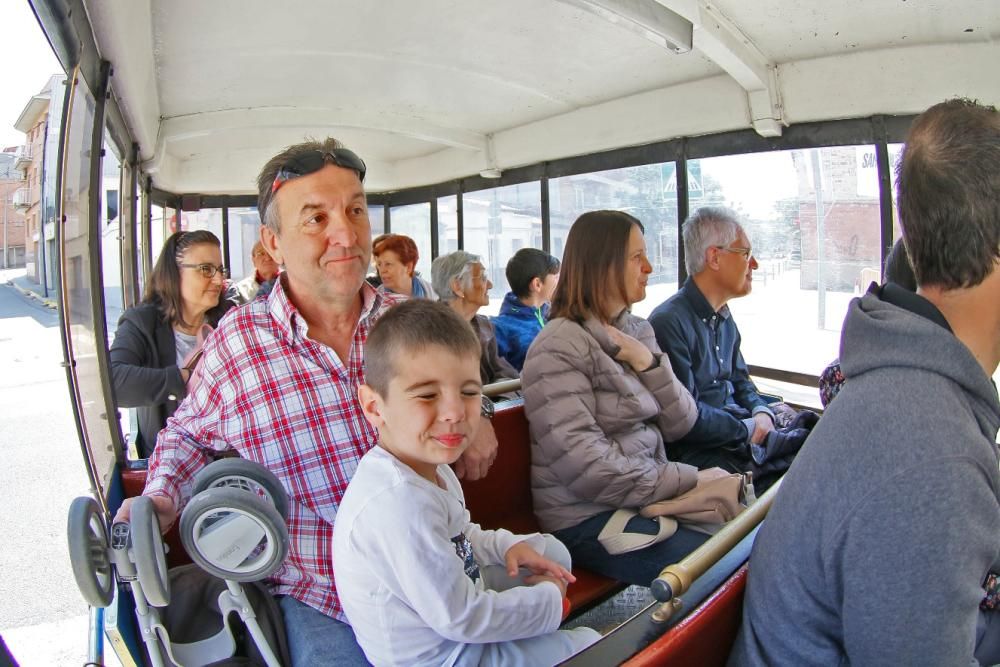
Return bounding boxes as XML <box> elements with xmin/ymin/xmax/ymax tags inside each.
<box><xmin>641</xmin><ymin>472</ymin><xmax>756</xmax><ymax>535</ymax></box>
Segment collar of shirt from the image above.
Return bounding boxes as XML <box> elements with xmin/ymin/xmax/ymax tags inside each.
<box><xmin>681</xmin><ymin>277</ymin><xmax>731</xmax><ymax>325</ymax></box>
<box><xmin>267</xmin><ymin>275</ymin><xmax>385</xmax><ymax>344</ymax></box>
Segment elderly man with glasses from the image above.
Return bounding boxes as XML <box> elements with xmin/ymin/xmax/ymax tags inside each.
<box><xmin>648</xmin><ymin>206</ymin><xmax>792</xmax><ymax>480</ymax></box>
<box><xmin>114</xmin><ymin>138</ymin><xmax>499</xmax><ymax>666</ymax></box>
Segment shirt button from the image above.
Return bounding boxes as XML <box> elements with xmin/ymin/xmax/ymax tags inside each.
<box><xmin>716</xmin><ymin>345</ymin><xmax>720</xmax><ymax>350</ymax></box>
<box><xmin>167</xmin><ymin>394</ymin><xmax>177</xmax><ymax>401</ymax></box>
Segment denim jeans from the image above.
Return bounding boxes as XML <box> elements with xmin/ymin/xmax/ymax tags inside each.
<box><xmin>553</xmin><ymin>510</ymin><xmax>711</xmax><ymax>586</ymax></box>
<box><xmin>278</xmin><ymin>595</ymin><xmax>370</xmax><ymax>667</ymax></box>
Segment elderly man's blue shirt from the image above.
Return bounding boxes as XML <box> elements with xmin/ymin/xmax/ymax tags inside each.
<box><xmin>648</xmin><ymin>278</ymin><xmax>772</xmax><ymax>450</ymax></box>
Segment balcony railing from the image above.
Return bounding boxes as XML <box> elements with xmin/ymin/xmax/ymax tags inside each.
<box><xmin>13</xmin><ymin>146</ymin><xmax>32</xmax><ymax>171</ymax></box>
<box><xmin>12</xmin><ymin>187</ymin><xmax>32</xmax><ymax>209</ymax></box>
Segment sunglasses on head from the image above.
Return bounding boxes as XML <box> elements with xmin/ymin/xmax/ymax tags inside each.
<box><xmin>270</xmin><ymin>148</ymin><xmax>367</xmax><ymax>199</ymax></box>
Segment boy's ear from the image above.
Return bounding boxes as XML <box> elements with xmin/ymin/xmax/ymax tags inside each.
<box><xmin>528</xmin><ymin>276</ymin><xmax>543</xmax><ymax>294</ymax></box>
<box><xmin>357</xmin><ymin>384</ymin><xmax>384</xmax><ymax>428</ymax></box>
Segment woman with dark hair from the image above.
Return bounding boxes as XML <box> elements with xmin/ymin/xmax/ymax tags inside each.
<box><xmin>110</xmin><ymin>230</ymin><xmax>236</xmax><ymax>458</ymax></box>
<box><xmin>373</xmin><ymin>233</ymin><xmax>436</xmax><ymax>299</ymax></box>
<box><xmin>521</xmin><ymin>210</ymin><xmax>726</xmax><ymax>585</ymax></box>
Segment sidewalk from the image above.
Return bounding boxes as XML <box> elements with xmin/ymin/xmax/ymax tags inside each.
<box><xmin>0</xmin><ymin>267</ymin><xmax>57</xmax><ymax>309</ymax></box>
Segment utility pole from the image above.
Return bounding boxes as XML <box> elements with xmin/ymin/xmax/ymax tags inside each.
<box><xmin>2</xmin><ymin>190</ymin><xmax>8</xmax><ymax>269</ymax></box>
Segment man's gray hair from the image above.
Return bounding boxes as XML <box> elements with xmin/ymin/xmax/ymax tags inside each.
<box><xmin>432</xmin><ymin>251</ymin><xmax>481</xmax><ymax>302</ymax></box>
<box><xmin>683</xmin><ymin>206</ymin><xmax>744</xmax><ymax>275</ymax></box>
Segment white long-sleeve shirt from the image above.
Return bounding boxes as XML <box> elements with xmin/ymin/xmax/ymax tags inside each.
<box><xmin>333</xmin><ymin>446</ymin><xmax>563</xmax><ymax>666</ymax></box>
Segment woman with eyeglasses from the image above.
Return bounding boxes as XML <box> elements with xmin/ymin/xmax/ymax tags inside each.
<box><xmin>110</xmin><ymin>230</ymin><xmax>236</xmax><ymax>458</ymax></box>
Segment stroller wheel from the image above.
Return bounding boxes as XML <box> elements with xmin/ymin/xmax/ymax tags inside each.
<box><xmin>67</xmin><ymin>496</ymin><xmax>114</xmax><ymax>607</ymax></box>
<box><xmin>130</xmin><ymin>496</ymin><xmax>171</xmax><ymax>607</ymax></box>
<box><xmin>180</xmin><ymin>488</ymin><xmax>288</xmax><ymax>583</ymax></box>
<box><xmin>191</xmin><ymin>458</ymin><xmax>290</xmax><ymax>521</ymax></box>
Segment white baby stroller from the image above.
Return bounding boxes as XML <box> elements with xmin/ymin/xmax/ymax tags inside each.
<box><xmin>68</xmin><ymin>458</ymin><xmax>291</xmax><ymax>666</ymax></box>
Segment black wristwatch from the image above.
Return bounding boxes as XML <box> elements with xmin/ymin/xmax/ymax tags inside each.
<box><xmin>480</xmin><ymin>394</ymin><xmax>495</xmax><ymax>419</ymax></box>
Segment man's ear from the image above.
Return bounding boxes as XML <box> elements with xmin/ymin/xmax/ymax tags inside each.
<box><xmin>706</xmin><ymin>247</ymin><xmax>722</xmax><ymax>271</ymax></box>
<box><xmin>260</xmin><ymin>225</ymin><xmax>283</xmax><ymax>267</ymax></box>
<box><xmin>357</xmin><ymin>384</ymin><xmax>384</xmax><ymax>428</ymax></box>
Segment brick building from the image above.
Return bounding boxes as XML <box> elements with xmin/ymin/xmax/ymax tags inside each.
<box><xmin>0</xmin><ymin>150</ymin><xmax>27</xmax><ymax>267</ymax></box>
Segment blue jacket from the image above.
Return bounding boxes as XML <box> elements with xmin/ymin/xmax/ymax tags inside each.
<box><xmin>492</xmin><ymin>292</ymin><xmax>549</xmax><ymax>372</ymax></box>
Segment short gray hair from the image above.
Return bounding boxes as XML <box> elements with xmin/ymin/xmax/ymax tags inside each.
<box><xmin>432</xmin><ymin>251</ymin><xmax>481</xmax><ymax>302</ymax></box>
<box><xmin>682</xmin><ymin>206</ymin><xmax>743</xmax><ymax>275</ymax></box>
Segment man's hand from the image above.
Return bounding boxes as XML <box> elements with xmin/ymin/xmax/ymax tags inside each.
<box><xmin>504</xmin><ymin>541</ymin><xmax>576</xmax><ymax>583</ymax></box>
<box><xmin>113</xmin><ymin>495</ymin><xmax>177</xmax><ymax>534</ymax></box>
<box><xmin>696</xmin><ymin>467</ymin><xmax>731</xmax><ymax>485</ymax></box>
<box><xmin>605</xmin><ymin>325</ymin><xmax>654</xmax><ymax>373</ymax></box>
<box><xmin>750</xmin><ymin>412</ymin><xmax>775</xmax><ymax>445</ymax></box>
<box><xmin>454</xmin><ymin>419</ymin><xmax>498</xmax><ymax>481</ymax></box>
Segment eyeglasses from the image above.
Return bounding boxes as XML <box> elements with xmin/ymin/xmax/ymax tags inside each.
<box><xmin>179</xmin><ymin>263</ymin><xmax>228</xmax><ymax>279</ymax></box>
<box><xmin>713</xmin><ymin>245</ymin><xmax>753</xmax><ymax>259</ymax></box>
<box><xmin>270</xmin><ymin>149</ymin><xmax>367</xmax><ymax>199</ymax></box>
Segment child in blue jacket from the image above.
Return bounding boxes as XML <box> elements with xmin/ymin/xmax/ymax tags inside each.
<box><xmin>493</xmin><ymin>248</ymin><xmax>560</xmax><ymax>371</ymax></box>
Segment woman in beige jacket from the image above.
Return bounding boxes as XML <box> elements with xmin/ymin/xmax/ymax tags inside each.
<box><xmin>522</xmin><ymin>210</ymin><xmax>727</xmax><ymax>585</ymax></box>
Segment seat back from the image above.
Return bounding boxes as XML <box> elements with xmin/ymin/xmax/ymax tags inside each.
<box><xmin>460</xmin><ymin>400</ymin><xmax>540</xmax><ymax>535</ymax></box>
<box><xmin>621</xmin><ymin>564</ymin><xmax>749</xmax><ymax>667</ymax></box>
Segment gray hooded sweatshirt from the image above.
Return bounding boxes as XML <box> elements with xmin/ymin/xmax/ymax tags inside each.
<box><xmin>731</xmin><ymin>285</ymin><xmax>1000</xmax><ymax>666</ymax></box>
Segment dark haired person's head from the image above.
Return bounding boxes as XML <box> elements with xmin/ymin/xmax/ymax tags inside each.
<box><xmin>883</xmin><ymin>238</ymin><xmax>917</xmax><ymax>291</ymax></box>
<box><xmin>255</xmin><ymin>137</ymin><xmax>371</xmax><ymax>306</ymax></box>
<box><xmin>506</xmin><ymin>248</ymin><xmax>560</xmax><ymax>302</ymax></box>
<box><xmin>144</xmin><ymin>230</ymin><xmax>226</xmax><ymax>329</ymax></box>
<box><xmin>549</xmin><ymin>210</ymin><xmax>650</xmax><ymax>323</ymax></box>
<box><xmin>363</xmin><ymin>300</ymin><xmax>481</xmax><ymax>398</ymax></box>
<box><xmin>373</xmin><ymin>234</ymin><xmax>420</xmax><ymax>295</ymax></box>
<box><xmin>897</xmin><ymin>98</ymin><xmax>1000</xmax><ymax>290</ymax></box>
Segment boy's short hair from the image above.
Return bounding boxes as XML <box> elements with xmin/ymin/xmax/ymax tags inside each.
<box><xmin>505</xmin><ymin>248</ymin><xmax>560</xmax><ymax>298</ymax></box>
<box><xmin>366</xmin><ymin>300</ymin><xmax>481</xmax><ymax>396</ymax></box>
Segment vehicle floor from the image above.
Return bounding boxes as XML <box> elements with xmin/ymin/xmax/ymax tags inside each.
<box><xmin>563</xmin><ymin>585</ymin><xmax>655</xmax><ymax>635</ymax></box>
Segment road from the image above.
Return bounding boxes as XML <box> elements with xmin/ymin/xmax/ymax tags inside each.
<box><xmin>0</xmin><ymin>270</ymin><xmax>119</xmax><ymax>666</ymax></box>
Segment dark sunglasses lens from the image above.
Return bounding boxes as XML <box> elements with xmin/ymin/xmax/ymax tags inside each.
<box><xmin>332</xmin><ymin>149</ymin><xmax>366</xmax><ymax>180</ymax></box>
<box><xmin>284</xmin><ymin>152</ymin><xmax>328</xmax><ymax>178</ymax></box>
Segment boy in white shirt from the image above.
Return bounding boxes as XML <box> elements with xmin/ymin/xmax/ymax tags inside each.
<box><xmin>334</xmin><ymin>299</ymin><xmax>601</xmax><ymax>666</ymax></box>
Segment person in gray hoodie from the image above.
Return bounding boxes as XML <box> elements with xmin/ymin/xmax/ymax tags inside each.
<box><xmin>731</xmin><ymin>98</ymin><xmax>1000</xmax><ymax>665</ymax></box>
<box><xmin>522</xmin><ymin>210</ymin><xmax>729</xmax><ymax>586</ymax></box>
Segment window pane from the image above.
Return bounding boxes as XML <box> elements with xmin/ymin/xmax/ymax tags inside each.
<box><xmin>369</xmin><ymin>205</ymin><xmax>385</xmax><ymax>237</ymax></box>
<box><xmin>180</xmin><ymin>208</ymin><xmax>224</xmax><ymax>239</ymax></box>
<box><xmin>690</xmin><ymin>147</ymin><xmax>882</xmax><ymax>377</ymax></box>
<box><xmin>888</xmin><ymin>143</ymin><xmax>904</xmax><ymax>242</ymax></box>
<box><xmin>550</xmin><ymin>163</ymin><xmax>679</xmax><ymax>317</ymax></box>
<box><xmin>227</xmin><ymin>207</ymin><xmax>262</xmax><ymax>282</ymax></box>
<box><xmin>438</xmin><ymin>195</ymin><xmax>458</xmax><ymax>255</ymax></box>
<box><xmin>462</xmin><ymin>182</ymin><xmax>541</xmax><ymax>316</ymax></box>
<box><xmin>100</xmin><ymin>135</ymin><xmax>123</xmax><ymax>338</ymax></box>
<box><xmin>390</xmin><ymin>202</ymin><xmax>432</xmax><ymax>280</ymax></box>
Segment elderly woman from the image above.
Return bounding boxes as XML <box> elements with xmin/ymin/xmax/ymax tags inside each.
<box><xmin>373</xmin><ymin>233</ymin><xmax>435</xmax><ymax>299</ymax></box>
<box><xmin>110</xmin><ymin>230</ymin><xmax>235</xmax><ymax>458</ymax></box>
<box><xmin>521</xmin><ymin>210</ymin><xmax>727</xmax><ymax>585</ymax></box>
<box><xmin>432</xmin><ymin>250</ymin><xmax>518</xmax><ymax>387</ymax></box>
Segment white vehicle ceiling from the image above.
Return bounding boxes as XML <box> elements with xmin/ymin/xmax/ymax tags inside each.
<box><xmin>81</xmin><ymin>0</ymin><xmax>999</xmax><ymax>195</ymax></box>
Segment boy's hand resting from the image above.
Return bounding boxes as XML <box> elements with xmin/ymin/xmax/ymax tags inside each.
<box><xmin>504</xmin><ymin>541</ymin><xmax>576</xmax><ymax>587</ymax></box>
<box><xmin>525</xmin><ymin>573</ymin><xmax>568</xmax><ymax>598</ymax></box>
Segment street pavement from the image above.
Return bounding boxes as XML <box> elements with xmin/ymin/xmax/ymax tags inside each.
<box><xmin>0</xmin><ymin>268</ymin><xmax>121</xmax><ymax>666</ymax></box>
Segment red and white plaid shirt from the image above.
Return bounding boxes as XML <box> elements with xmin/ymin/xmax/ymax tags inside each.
<box><xmin>146</xmin><ymin>278</ymin><xmax>402</xmax><ymax>620</ymax></box>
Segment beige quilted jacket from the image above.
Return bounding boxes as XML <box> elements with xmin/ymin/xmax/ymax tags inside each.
<box><xmin>522</xmin><ymin>311</ymin><xmax>699</xmax><ymax>531</ymax></box>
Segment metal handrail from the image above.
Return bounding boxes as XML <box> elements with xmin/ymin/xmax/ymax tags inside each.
<box><xmin>483</xmin><ymin>378</ymin><xmax>522</xmax><ymax>398</ymax></box>
<box><xmin>650</xmin><ymin>478</ymin><xmax>782</xmax><ymax>611</ymax></box>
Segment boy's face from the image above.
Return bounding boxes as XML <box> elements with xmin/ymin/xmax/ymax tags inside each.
<box><xmin>358</xmin><ymin>344</ymin><xmax>483</xmax><ymax>482</ymax></box>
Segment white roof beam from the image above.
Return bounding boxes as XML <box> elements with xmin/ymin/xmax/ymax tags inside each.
<box><xmin>656</xmin><ymin>0</ymin><xmax>784</xmax><ymax>136</ymax></box>
<box><xmin>554</xmin><ymin>0</ymin><xmax>693</xmax><ymax>53</ymax></box>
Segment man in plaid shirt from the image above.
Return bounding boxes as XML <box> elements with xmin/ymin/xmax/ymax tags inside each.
<box><xmin>115</xmin><ymin>138</ymin><xmax>499</xmax><ymax>666</ymax></box>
